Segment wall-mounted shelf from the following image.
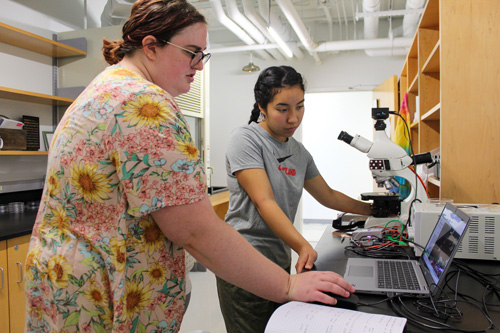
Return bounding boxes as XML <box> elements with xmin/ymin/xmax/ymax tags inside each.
<box><xmin>0</xmin><ymin>151</ymin><xmax>48</xmax><ymax>156</ymax></box>
<box><xmin>0</xmin><ymin>22</ymin><xmax>86</xmax><ymax>58</ymax></box>
<box><xmin>0</xmin><ymin>22</ymin><xmax>85</xmax><ymax>157</ymax></box>
<box><xmin>0</xmin><ymin>86</ymin><xmax>73</xmax><ymax>106</ymax></box>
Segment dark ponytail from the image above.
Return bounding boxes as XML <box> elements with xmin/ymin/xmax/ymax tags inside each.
<box><xmin>248</xmin><ymin>66</ymin><xmax>305</xmax><ymax>124</ymax></box>
<box><xmin>248</xmin><ymin>103</ymin><xmax>261</xmax><ymax>124</ymax></box>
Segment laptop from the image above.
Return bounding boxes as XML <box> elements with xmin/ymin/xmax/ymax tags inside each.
<box><xmin>344</xmin><ymin>203</ymin><xmax>471</xmax><ymax>298</ymax></box>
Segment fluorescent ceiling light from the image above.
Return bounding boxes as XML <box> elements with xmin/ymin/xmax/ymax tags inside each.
<box><xmin>267</xmin><ymin>26</ymin><xmax>293</xmax><ymax>58</ymax></box>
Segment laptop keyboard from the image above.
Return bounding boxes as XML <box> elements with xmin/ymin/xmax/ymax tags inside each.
<box><xmin>377</xmin><ymin>260</ymin><xmax>422</xmax><ymax>290</ymax></box>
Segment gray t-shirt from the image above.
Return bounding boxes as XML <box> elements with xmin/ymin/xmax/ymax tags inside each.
<box><xmin>225</xmin><ymin>122</ymin><xmax>319</xmax><ymax>269</ymax></box>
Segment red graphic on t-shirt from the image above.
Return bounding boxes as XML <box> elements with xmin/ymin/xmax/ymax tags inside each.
<box><xmin>278</xmin><ymin>164</ymin><xmax>296</xmax><ymax>176</ymax></box>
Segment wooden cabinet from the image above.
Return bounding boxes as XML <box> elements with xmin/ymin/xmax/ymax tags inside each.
<box><xmin>0</xmin><ymin>22</ymin><xmax>86</xmax><ymax>156</ymax></box>
<box><xmin>0</xmin><ymin>240</ymin><xmax>9</xmax><ymax>333</ymax></box>
<box><xmin>398</xmin><ymin>0</ymin><xmax>500</xmax><ymax>203</ymax></box>
<box><xmin>209</xmin><ymin>190</ymin><xmax>230</xmax><ymax>220</ymax></box>
<box><xmin>0</xmin><ymin>234</ymin><xmax>31</xmax><ymax>333</ymax></box>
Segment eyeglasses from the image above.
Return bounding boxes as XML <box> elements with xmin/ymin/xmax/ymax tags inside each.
<box><xmin>163</xmin><ymin>40</ymin><xmax>211</xmax><ymax>68</ymax></box>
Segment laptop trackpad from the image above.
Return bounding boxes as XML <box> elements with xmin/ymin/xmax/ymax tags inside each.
<box><xmin>348</xmin><ymin>265</ymin><xmax>374</xmax><ymax>277</ymax></box>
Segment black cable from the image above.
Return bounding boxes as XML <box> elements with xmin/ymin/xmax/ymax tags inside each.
<box><xmin>393</xmin><ymin>296</ymin><xmax>495</xmax><ymax>332</ymax></box>
<box><xmin>357</xmin><ymin>294</ymin><xmax>401</xmax><ymax>307</ymax></box>
<box><xmin>344</xmin><ymin>244</ymin><xmax>411</xmax><ymax>259</ymax></box>
<box><xmin>389</xmin><ymin>111</ymin><xmax>422</xmax><ymax>231</ymax></box>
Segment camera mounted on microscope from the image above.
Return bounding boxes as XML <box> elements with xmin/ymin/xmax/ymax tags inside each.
<box><xmin>372</xmin><ymin>107</ymin><xmax>390</xmax><ymax>131</ymax></box>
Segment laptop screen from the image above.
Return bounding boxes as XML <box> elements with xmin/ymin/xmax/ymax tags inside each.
<box><xmin>419</xmin><ymin>203</ymin><xmax>470</xmax><ymax>291</ymax></box>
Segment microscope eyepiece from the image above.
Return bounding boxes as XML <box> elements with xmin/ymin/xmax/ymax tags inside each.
<box><xmin>338</xmin><ymin>131</ymin><xmax>372</xmax><ymax>153</ymax></box>
<box><xmin>338</xmin><ymin>131</ymin><xmax>353</xmax><ymax>144</ymax></box>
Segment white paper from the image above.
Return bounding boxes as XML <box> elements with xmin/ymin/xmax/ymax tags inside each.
<box><xmin>265</xmin><ymin>301</ymin><xmax>407</xmax><ymax>333</ymax></box>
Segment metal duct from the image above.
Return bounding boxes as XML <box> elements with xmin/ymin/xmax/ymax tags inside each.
<box><xmin>273</xmin><ymin>0</ymin><xmax>318</xmax><ymax>53</ymax></box>
<box><xmin>315</xmin><ymin>37</ymin><xmax>413</xmax><ymax>52</ymax></box>
<box><xmin>363</xmin><ymin>0</ymin><xmax>381</xmax><ymax>40</ymax></box>
<box><xmin>223</xmin><ymin>0</ymin><xmax>272</xmax><ymax>60</ymax></box>
<box><xmin>403</xmin><ymin>0</ymin><xmax>426</xmax><ymax>37</ymax></box>
<box><xmin>209</xmin><ymin>0</ymin><xmax>255</xmax><ymax>45</ymax></box>
<box><xmin>365</xmin><ymin>48</ymin><xmax>409</xmax><ymax>56</ymax></box>
<box><xmin>241</xmin><ymin>0</ymin><xmax>285</xmax><ymax>61</ymax></box>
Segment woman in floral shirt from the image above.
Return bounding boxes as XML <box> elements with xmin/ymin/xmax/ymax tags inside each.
<box><xmin>25</xmin><ymin>0</ymin><xmax>356</xmax><ymax>331</ymax></box>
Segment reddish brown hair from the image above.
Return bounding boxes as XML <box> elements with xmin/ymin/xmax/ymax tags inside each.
<box><xmin>102</xmin><ymin>0</ymin><xmax>206</xmax><ymax>65</ymax></box>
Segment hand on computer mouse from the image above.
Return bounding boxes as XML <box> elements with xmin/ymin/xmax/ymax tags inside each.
<box><xmin>333</xmin><ymin>293</ymin><xmax>359</xmax><ymax>310</ymax></box>
<box><xmin>316</xmin><ymin>292</ymin><xmax>359</xmax><ymax>310</ymax></box>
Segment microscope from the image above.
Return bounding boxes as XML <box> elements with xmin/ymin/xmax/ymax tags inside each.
<box><xmin>338</xmin><ymin>107</ymin><xmax>434</xmax><ymax>228</ymax></box>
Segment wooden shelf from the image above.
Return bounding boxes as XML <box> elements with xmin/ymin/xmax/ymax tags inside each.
<box><xmin>408</xmin><ymin>74</ymin><xmax>419</xmax><ymax>93</ymax></box>
<box><xmin>399</xmin><ymin>0</ymin><xmax>500</xmax><ymax>203</ymax></box>
<box><xmin>0</xmin><ymin>86</ymin><xmax>73</xmax><ymax>106</ymax></box>
<box><xmin>0</xmin><ymin>151</ymin><xmax>47</xmax><ymax>156</ymax></box>
<box><xmin>422</xmin><ymin>40</ymin><xmax>440</xmax><ymax>74</ymax></box>
<box><xmin>0</xmin><ymin>22</ymin><xmax>86</xmax><ymax>58</ymax></box>
<box><xmin>419</xmin><ymin>0</ymin><xmax>440</xmax><ymax>29</ymax></box>
<box><xmin>428</xmin><ymin>176</ymin><xmax>441</xmax><ymax>187</ymax></box>
<box><xmin>421</xmin><ymin>103</ymin><xmax>440</xmax><ymax>121</ymax></box>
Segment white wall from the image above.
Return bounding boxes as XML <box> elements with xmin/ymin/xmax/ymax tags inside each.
<box><xmin>208</xmin><ymin>51</ymin><xmax>405</xmax><ymax>188</ymax></box>
<box><xmin>302</xmin><ymin>92</ymin><xmax>374</xmax><ymax>221</ymax></box>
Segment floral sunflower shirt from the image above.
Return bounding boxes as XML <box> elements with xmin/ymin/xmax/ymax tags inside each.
<box><xmin>25</xmin><ymin>65</ymin><xmax>206</xmax><ymax>332</ymax></box>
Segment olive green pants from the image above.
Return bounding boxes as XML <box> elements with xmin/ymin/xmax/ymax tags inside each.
<box><xmin>216</xmin><ymin>276</ymin><xmax>283</xmax><ymax>333</ymax></box>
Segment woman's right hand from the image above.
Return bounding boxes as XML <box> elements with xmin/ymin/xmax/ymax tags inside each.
<box><xmin>286</xmin><ymin>270</ymin><xmax>355</xmax><ymax>305</ymax></box>
<box><xmin>295</xmin><ymin>244</ymin><xmax>318</xmax><ymax>273</ymax></box>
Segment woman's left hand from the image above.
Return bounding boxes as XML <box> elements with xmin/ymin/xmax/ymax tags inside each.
<box><xmin>295</xmin><ymin>244</ymin><xmax>318</xmax><ymax>273</ymax></box>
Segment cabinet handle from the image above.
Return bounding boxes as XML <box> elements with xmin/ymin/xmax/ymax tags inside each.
<box><xmin>0</xmin><ymin>267</ymin><xmax>4</xmax><ymax>290</ymax></box>
<box><xmin>16</xmin><ymin>262</ymin><xmax>23</xmax><ymax>283</ymax></box>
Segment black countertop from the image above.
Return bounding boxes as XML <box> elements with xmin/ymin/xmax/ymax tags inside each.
<box><xmin>314</xmin><ymin>226</ymin><xmax>500</xmax><ymax>332</ymax></box>
<box><xmin>0</xmin><ymin>210</ymin><xmax>37</xmax><ymax>241</ymax></box>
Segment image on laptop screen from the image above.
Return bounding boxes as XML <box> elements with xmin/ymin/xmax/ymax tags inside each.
<box><xmin>420</xmin><ymin>205</ymin><xmax>469</xmax><ymax>287</ymax></box>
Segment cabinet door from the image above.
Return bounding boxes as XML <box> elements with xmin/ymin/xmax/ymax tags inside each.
<box><xmin>7</xmin><ymin>234</ymin><xmax>30</xmax><ymax>333</ymax></box>
<box><xmin>0</xmin><ymin>241</ymin><xmax>9</xmax><ymax>333</ymax></box>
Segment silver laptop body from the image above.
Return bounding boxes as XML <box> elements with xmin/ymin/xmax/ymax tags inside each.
<box><xmin>344</xmin><ymin>203</ymin><xmax>471</xmax><ymax>298</ymax></box>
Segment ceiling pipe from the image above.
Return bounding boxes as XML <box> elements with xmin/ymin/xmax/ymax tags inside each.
<box><xmin>209</xmin><ymin>38</ymin><xmax>411</xmax><ymax>56</ymax></box>
<box><xmin>403</xmin><ymin>0</ymin><xmax>426</xmax><ymax>37</ymax></box>
<box><xmin>365</xmin><ymin>48</ymin><xmax>409</xmax><ymax>56</ymax></box>
<box><xmin>356</xmin><ymin>8</ymin><xmax>425</xmax><ymax>19</ymax></box>
<box><xmin>315</xmin><ymin>37</ymin><xmax>412</xmax><ymax>52</ymax></box>
<box><xmin>241</xmin><ymin>0</ymin><xmax>285</xmax><ymax>61</ymax></box>
<box><xmin>363</xmin><ymin>0</ymin><xmax>380</xmax><ymax>40</ymax></box>
<box><xmin>256</xmin><ymin>0</ymin><xmax>270</xmax><ymax>23</ymax></box>
<box><xmin>319</xmin><ymin>0</ymin><xmax>333</xmax><ymax>41</ymax></box>
<box><xmin>273</xmin><ymin>0</ymin><xmax>319</xmax><ymax>61</ymax></box>
<box><xmin>209</xmin><ymin>0</ymin><xmax>255</xmax><ymax>45</ymax></box>
<box><xmin>223</xmin><ymin>0</ymin><xmax>272</xmax><ymax>60</ymax></box>
<box><xmin>267</xmin><ymin>11</ymin><xmax>305</xmax><ymax>59</ymax></box>
<box><xmin>268</xmin><ymin>26</ymin><xmax>294</xmax><ymax>58</ymax></box>
<box><xmin>224</xmin><ymin>0</ymin><xmax>265</xmax><ymax>44</ymax></box>
<box><xmin>210</xmin><ymin>43</ymin><xmax>280</xmax><ymax>54</ymax></box>
<box><xmin>255</xmin><ymin>0</ymin><xmax>298</xmax><ymax>59</ymax></box>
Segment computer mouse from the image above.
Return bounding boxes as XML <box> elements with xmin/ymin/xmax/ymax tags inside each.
<box><xmin>332</xmin><ymin>293</ymin><xmax>359</xmax><ymax>310</ymax></box>
<box><xmin>314</xmin><ymin>292</ymin><xmax>359</xmax><ymax>310</ymax></box>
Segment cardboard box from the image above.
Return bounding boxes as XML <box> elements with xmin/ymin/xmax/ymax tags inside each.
<box><xmin>0</xmin><ymin>128</ymin><xmax>27</xmax><ymax>150</ymax></box>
